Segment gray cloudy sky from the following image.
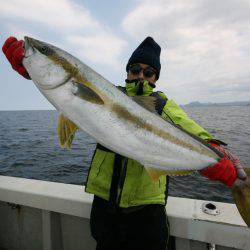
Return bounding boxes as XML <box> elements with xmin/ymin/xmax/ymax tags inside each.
<box><xmin>0</xmin><ymin>0</ymin><xmax>250</xmax><ymax>110</ymax></box>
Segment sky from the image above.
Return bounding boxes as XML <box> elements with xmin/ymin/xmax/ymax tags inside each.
<box><xmin>0</xmin><ymin>0</ymin><xmax>250</xmax><ymax>110</ymax></box>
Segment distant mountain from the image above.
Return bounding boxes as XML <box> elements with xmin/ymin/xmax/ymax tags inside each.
<box><xmin>183</xmin><ymin>101</ymin><xmax>250</xmax><ymax>107</ymax></box>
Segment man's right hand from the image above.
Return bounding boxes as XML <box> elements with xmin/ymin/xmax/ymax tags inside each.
<box><xmin>200</xmin><ymin>142</ymin><xmax>247</xmax><ymax>187</ymax></box>
<box><xmin>2</xmin><ymin>37</ymin><xmax>30</xmax><ymax>79</ymax></box>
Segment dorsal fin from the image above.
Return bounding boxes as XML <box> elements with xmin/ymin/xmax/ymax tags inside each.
<box><xmin>132</xmin><ymin>96</ymin><xmax>157</xmax><ymax>113</ymax></box>
<box><xmin>58</xmin><ymin>114</ymin><xmax>78</xmax><ymax>148</ymax></box>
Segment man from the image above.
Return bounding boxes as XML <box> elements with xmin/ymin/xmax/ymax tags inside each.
<box><xmin>2</xmin><ymin>36</ymin><xmax>246</xmax><ymax>250</ymax></box>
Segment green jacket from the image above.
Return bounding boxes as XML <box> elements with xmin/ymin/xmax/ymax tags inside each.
<box><xmin>85</xmin><ymin>81</ymin><xmax>213</xmax><ymax>208</ymax></box>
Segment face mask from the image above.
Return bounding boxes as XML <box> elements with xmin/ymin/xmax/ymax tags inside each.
<box><xmin>125</xmin><ymin>79</ymin><xmax>155</xmax><ymax>96</ymax></box>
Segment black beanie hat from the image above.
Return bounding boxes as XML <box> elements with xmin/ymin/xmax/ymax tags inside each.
<box><xmin>126</xmin><ymin>37</ymin><xmax>161</xmax><ymax>79</ymax></box>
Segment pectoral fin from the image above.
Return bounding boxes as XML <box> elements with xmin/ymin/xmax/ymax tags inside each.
<box><xmin>58</xmin><ymin>114</ymin><xmax>78</xmax><ymax>148</ymax></box>
<box><xmin>145</xmin><ymin>166</ymin><xmax>193</xmax><ymax>182</ymax></box>
<box><xmin>72</xmin><ymin>80</ymin><xmax>104</xmax><ymax>105</ymax></box>
<box><xmin>132</xmin><ymin>96</ymin><xmax>157</xmax><ymax>113</ymax></box>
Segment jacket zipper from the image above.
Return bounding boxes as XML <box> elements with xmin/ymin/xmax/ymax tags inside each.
<box><xmin>117</xmin><ymin>157</ymin><xmax>128</xmax><ymax>204</ymax></box>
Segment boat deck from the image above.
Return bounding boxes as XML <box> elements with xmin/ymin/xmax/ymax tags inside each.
<box><xmin>0</xmin><ymin>176</ymin><xmax>249</xmax><ymax>250</ymax></box>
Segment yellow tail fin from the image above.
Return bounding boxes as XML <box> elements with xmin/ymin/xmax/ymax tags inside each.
<box><xmin>232</xmin><ymin>168</ymin><xmax>250</xmax><ymax>228</ymax></box>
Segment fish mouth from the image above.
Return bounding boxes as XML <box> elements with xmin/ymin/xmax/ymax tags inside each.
<box><xmin>24</xmin><ymin>36</ymin><xmax>35</xmax><ymax>58</ymax></box>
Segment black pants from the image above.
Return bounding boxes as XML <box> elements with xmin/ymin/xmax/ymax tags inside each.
<box><xmin>90</xmin><ymin>196</ymin><xmax>169</xmax><ymax>250</ymax></box>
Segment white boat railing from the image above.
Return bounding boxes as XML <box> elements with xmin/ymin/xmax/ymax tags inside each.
<box><xmin>0</xmin><ymin>175</ymin><xmax>249</xmax><ymax>250</ymax></box>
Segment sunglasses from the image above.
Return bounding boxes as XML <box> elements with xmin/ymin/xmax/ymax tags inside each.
<box><xmin>129</xmin><ymin>64</ymin><xmax>156</xmax><ymax>78</ymax></box>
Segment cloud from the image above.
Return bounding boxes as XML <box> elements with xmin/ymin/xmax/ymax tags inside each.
<box><xmin>65</xmin><ymin>34</ymin><xmax>127</xmax><ymax>67</ymax></box>
<box><xmin>5</xmin><ymin>23</ymin><xmax>37</xmax><ymax>40</ymax></box>
<box><xmin>2</xmin><ymin>0</ymin><xmax>250</xmax><ymax>104</ymax></box>
<box><xmin>122</xmin><ymin>0</ymin><xmax>250</xmax><ymax>103</ymax></box>
<box><xmin>0</xmin><ymin>0</ymin><xmax>127</xmax><ymax>69</ymax></box>
<box><xmin>0</xmin><ymin>0</ymin><xmax>97</xmax><ymax>31</ymax></box>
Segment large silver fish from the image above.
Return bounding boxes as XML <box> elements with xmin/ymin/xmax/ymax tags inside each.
<box><xmin>23</xmin><ymin>37</ymin><xmax>220</xmax><ymax>175</ymax></box>
<box><xmin>22</xmin><ymin>37</ymin><xmax>250</xmax><ymax>226</ymax></box>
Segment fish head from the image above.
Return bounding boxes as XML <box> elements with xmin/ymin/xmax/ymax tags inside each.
<box><xmin>23</xmin><ymin>36</ymin><xmax>71</xmax><ymax>90</ymax></box>
<box><xmin>23</xmin><ymin>37</ymin><xmax>105</xmax><ymax>107</ymax></box>
<box><xmin>232</xmin><ymin>168</ymin><xmax>250</xmax><ymax>227</ymax></box>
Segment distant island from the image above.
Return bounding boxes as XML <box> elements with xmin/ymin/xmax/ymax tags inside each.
<box><xmin>183</xmin><ymin>101</ymin><xmax>250</xmax><ymax>107</ymax></box>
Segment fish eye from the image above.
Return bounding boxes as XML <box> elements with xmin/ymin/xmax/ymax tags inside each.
<box><xmin>41</xmin><ymin>46</ymin><xmax>48</xmax><ymax>52</ymax></box>
<box><xmin>40</xmin><ymin>46</ymin><xmax>53</xmax><ymax>56</ymax></box>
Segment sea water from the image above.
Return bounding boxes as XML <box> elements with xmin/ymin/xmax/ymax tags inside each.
<box><xmin>0</xmin><ymin>106</ymin><xmax>249</xmax><ymax>203</ymax></box>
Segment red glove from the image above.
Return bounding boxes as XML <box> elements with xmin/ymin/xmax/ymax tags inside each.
<box><xmin>2</xmin><ymin>36</ymin><xmax>30</xmax><ymax>79</ymax></box>
<box><xmin>200</xmin><ymin>142</ymin><xmax>245</xmax><ymax>187</ymax></box>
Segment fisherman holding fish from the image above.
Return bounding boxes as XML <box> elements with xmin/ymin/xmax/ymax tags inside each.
<box><xmin>2</xmin><ymin>36</ymin><xmax>248</xmax><ymax>250</ymax></box>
